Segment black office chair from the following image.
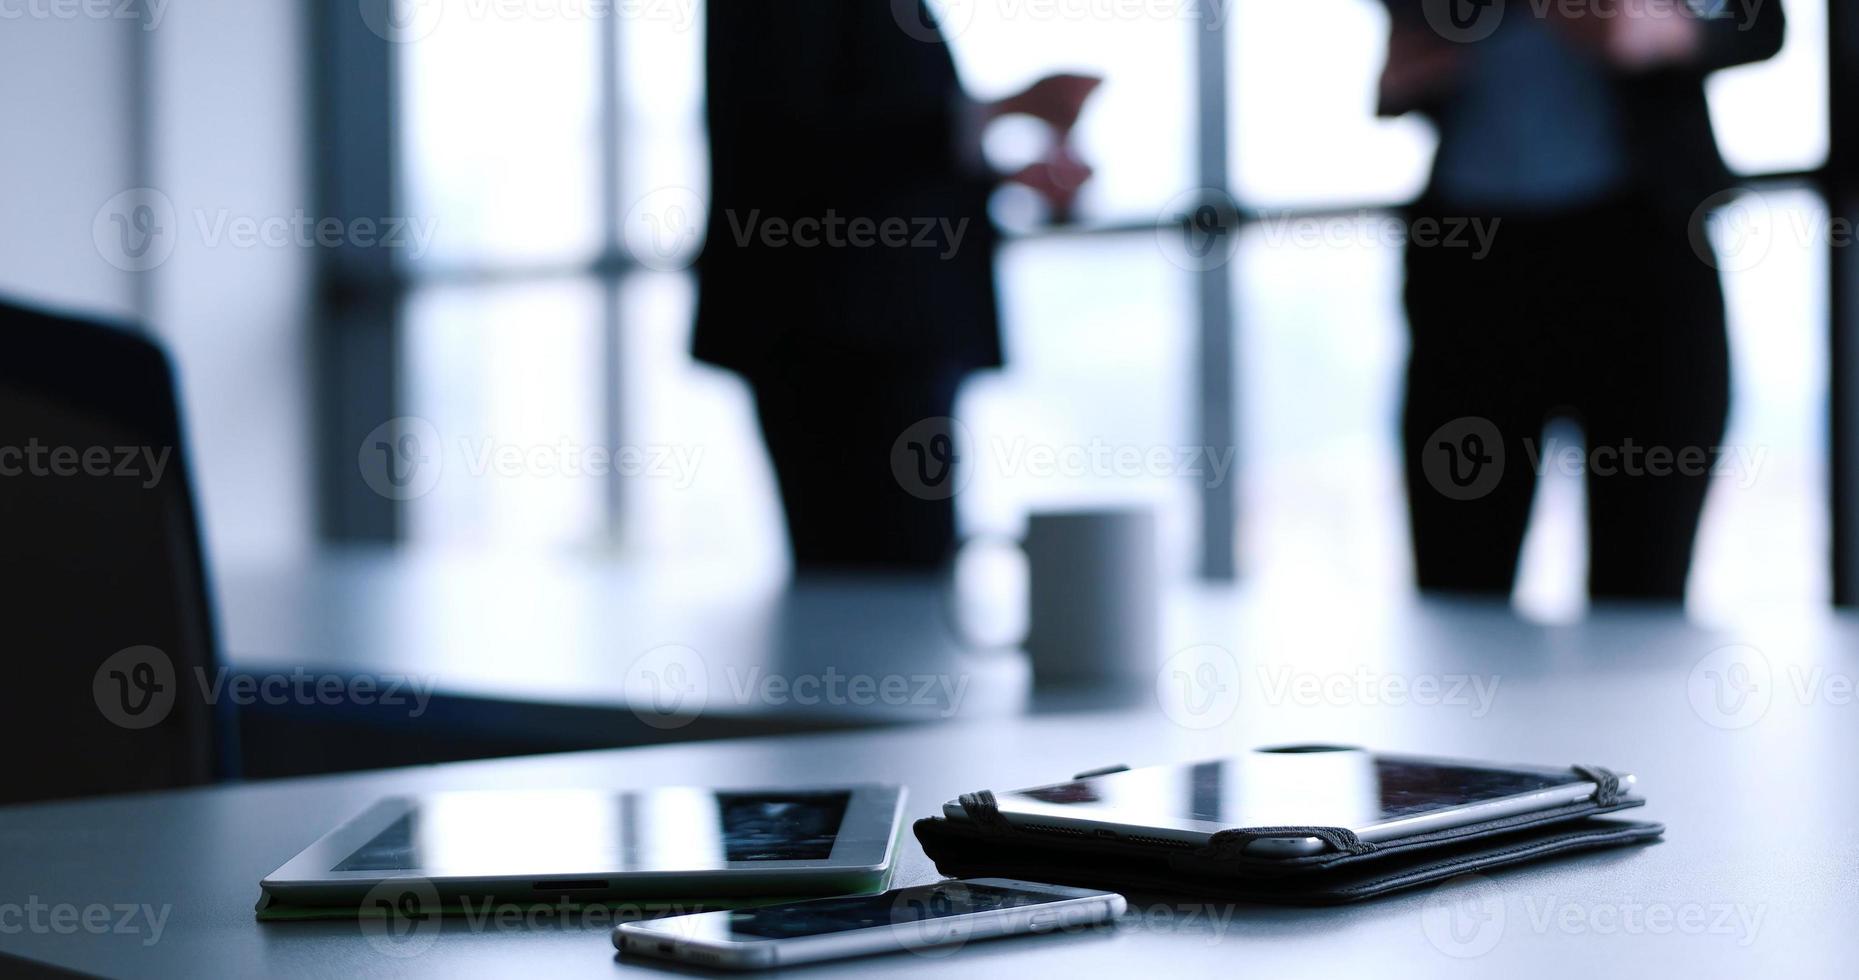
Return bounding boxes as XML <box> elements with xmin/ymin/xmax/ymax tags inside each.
<box><xmin>0</xmin><ymin>300</ymin><xmax>235</xmax><ymax>804</ymax></box>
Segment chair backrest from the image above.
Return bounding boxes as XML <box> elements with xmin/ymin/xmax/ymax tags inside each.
<box><xmin>0</xmin><ymin>301</ymin><xmax>230</xmax><ymax>804</ymax></box>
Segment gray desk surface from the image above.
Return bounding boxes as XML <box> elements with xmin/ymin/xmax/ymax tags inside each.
<box><xmin>219</xmin><ymin>550</ymin><xmax>1033</xmax><ymax>724</ymax></box>
<box><xmin>5</xmin><ymin>593</ymin><xmax>1856</xmax><ymax>977</ymax></box>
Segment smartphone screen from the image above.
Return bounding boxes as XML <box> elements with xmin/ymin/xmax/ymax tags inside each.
<box><xmin>626</xmin><ymin>880</ymin><xmax>1079</xmax><ymax>946</ymax></box>
<box><xmin>720</xmin><ymin>881</ymin><xmax>1061</xmax><ymax>940</ymax></box>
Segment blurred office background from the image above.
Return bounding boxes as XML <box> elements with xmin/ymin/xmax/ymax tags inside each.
<box><xmin>0</xmin><ymin>0</ymin><xmax>1846</xmax><ymax>627</ymax></box>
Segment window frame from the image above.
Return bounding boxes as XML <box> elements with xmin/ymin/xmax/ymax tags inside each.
<box><xmin>316</xmin><ymin>1</ymin><xmax>1857</xmax><ymax>598</ymax></box>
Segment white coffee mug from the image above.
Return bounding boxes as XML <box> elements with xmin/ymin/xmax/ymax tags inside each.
<box><xmin>950</xmin><ymin>506</ymin><xmax>1160</xmax><ymax>687</ymax></box>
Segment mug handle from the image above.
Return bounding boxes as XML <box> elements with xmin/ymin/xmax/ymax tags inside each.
<box><xmin>940</xmin><ymin>534</ymin><xmax>1027</xmax><ymax>652</ymax></box>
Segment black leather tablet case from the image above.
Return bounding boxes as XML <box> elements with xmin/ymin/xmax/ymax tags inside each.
<box><xmin>913</xmin><ymin>765</ymin><xmax>1664</xmax><ymax>905</ymax></box>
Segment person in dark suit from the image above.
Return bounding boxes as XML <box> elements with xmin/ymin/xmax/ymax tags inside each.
<box><xmin>1379</xmin><ymin>0</ymin><xmax>1785</xmax><ymax>600</ymax></box>
<box><xmin>696</xmin><ymin>0</ymin><xmax>1097</xmax><ymax>569</ymax></box>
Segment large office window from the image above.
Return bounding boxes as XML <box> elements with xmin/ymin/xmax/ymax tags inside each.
<box><xmin>1228</xmin><ymin>0</ymin><xmax>1833</xmax><ymax>621</ymax></box>
<box><xmin>387</xmin><ymin>0</ymin><xmax>1205</xmax><ymax>574</ymax></box>
<box><xmin>357</xmin><ymin>0</ymin><xmax>1844</xmax><ymax>613</ymax></box>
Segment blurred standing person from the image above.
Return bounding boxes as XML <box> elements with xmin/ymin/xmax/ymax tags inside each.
<box><xmin>696</xmin><ymin>0</ymin><xmax>1098</xmax><ymax>569</ymax></box>
<box><xmin>1380</xmin><ymin>0</ymin><xmax>1784</xmax><ymax>600</ymax></box>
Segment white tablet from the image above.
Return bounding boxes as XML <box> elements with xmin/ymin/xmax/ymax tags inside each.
<box><xmin>262</xmin><ymin>784</ymin><xmax>905</xmax><ymax>905</ymax></box>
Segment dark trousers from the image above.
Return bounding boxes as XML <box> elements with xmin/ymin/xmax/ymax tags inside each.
<box><xmin>1401</xmin><ymin>196</ymin><xmax>1730</xmax><ymax>600</ymax></box>
<box><xmin>750</xmin><ymin>359</ymin><xmax>966</xmax><ymax>570</ymax></box>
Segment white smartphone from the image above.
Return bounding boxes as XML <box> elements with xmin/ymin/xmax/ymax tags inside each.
<box><xmin>613</xmin><ymin>878</ymin><xmax>1125</xmax><ymax>970</ymax></box>
<box><xmin>944</xmin><ymin>747</ymin><xmax>1637</xmax><ymax>857</ymax></box>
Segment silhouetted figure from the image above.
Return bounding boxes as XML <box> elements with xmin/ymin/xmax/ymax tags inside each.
<box><xmin>696</xmin><ymin>0</ymin><xmax>1096</xmax><ymax>569</ymax></box>
<box><xmin>1380</xmin><ymin>0</ymin><xmax>1785</xmax><ymax>600</ymax></box>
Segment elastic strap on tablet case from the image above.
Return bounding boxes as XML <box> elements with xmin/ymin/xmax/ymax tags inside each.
<box><xmin>957</xmin><ymin>790</ymin><xmax>1016</xmax><ymax>835</ymax></box>
<box><xmin>1572</xmin><ymin>764</ymin><xmax>1623</xmax><ymax>806</ymax></box>
<box><xmin>1198</xmin><ymin>826</ymin><xmax>1378</xmax><ymax>861</ymax></box>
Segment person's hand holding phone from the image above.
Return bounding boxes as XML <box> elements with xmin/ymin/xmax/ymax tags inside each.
<box><xmin>985</xmin><ymin>72</ymin><xmax>1102</xmax><ymax>219</ymax></box>
<box><xmin>1003</xmin><ymin>146</ymin><xmax>1093</xmax><ymax>218</ymax></box>
<box><xmin>1546</xmin><ymin>0</ymin><xmax>1705</xmax><ymax>71</ymax></box>
<box><xmin>989</xmin><ymin>72</ymin><xmax>1102</xmax><ymax>136</ymax></box>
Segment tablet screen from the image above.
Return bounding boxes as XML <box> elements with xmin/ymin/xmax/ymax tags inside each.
<box><xmin>328</xmin><ymin>789</ymin><xmax>856</xmax><ymax>876</ymax></box>
<box><xmin>998</xmin><ymin>750</ymin><xmax>1585</xmax><ymax>831</ymax></box>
